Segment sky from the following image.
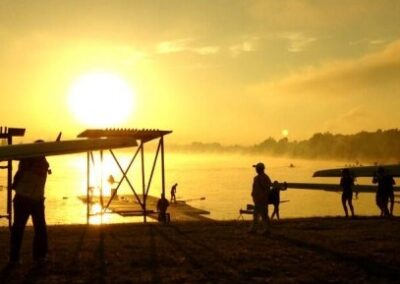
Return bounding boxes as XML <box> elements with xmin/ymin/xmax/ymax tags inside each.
<box><xmin>0</xmin><ymin>0</ymin><xmax>399</xmax><ymax>145</ymax></box>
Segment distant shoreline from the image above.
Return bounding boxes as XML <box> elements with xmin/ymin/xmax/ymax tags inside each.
<box><xmin>168</xmin><ymin>128</ymin><xmax>400</xmax><ymax>164</ymax></box>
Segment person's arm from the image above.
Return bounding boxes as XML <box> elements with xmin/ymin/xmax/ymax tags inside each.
<box><xmin>266</xmin><ymin>175</ymin><xmax>272</xmax><ymax>190</ymax></box>
<box><xmin>251</xmin><ymin>177</ymin><xmax>257</xmax><ymax>197</ymax></box>
<box><xmin>11</xmin><ymin>161</ymin><xmax>24</xmax><ymax>189</ymax></box>
<box><xmin>340</xmin><ymin>177</ymin><xmax>344</xmax><ymax>187</ymax></box>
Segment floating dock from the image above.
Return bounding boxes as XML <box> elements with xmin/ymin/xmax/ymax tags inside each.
<box><xmin>78</xmin><ymin>195</ymin><xmax>211</xmax><ymax>222</ymax></box>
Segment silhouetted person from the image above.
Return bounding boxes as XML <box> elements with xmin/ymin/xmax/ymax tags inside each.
<box><xmin>170</xmin><ymin>183</ymin><xmax>177</xmax><ymax>203</ymax></box>
<box><xmin>372</xmin><ymin>167</ymin><xmax>395</xmax><ymax>217</ymax></box>
<box><xmin>270</xmin><ymin>181</ymin><xmax>287</xmax><ymax>220</ymax></box>
<box><xmin>157</xmin><ymin>193</ymin><xmax>170</xmax><ymax>223</ymax></box>
<box><xmin>107</xmin><ymin>174</ymin><xmax>118</xmax><ymax>200</ymax></box>
<box><xmin>9</xmin><ymin>140</ymin><xmax>50</xmax><ymax>265</ymax></box>
<box><xmin>249</xmin><ymin>162</ymin><xmax>271</xmax><ymax>234</ymax></box>
<box><xmin>340</xmin><ymin>168</ymin><xmax>355</xmax><ymax>218</ymax></box>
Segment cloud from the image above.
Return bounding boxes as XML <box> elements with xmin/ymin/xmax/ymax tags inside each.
<box><xmin>279</xmin><ymin>32</ymin><xmax>316</xmax><ymax>52</ymax></box>
<box><xmin>156</xmin><ymin>39</ymin><xmax>193</xmax><ymax>54</ymax></box>
<box><xmin>369</xmin><ymin>39</ymin><xmax>386</xmax><ymax>45</ymax></box>
<box><xmin>229</xmin><ymin>37</ymin><xmax>258</xmax><ymax>57</ymax></box>
<box><xmin>350</xmin><ymin>38</ymin><xmax>387</xmax><ymax>47</ymax></box>
<box><xmin>119</xmin><ymin>50</ymin><xmax>148</xmax><ymax>66</ymax></box>
<box><xmin>193</xmin><ymin>46</ymin><xmax>220</xmax><ymax>55</ymax></box>
<box><xmin>156</xmin><ymin>39</ymin><xmax>221</xmax><ymax>56</ymax></box>
<box><xmin>324</xmin><ymin>107</ymin><xmax>370</xmax><ymax>133</ymax></box>
<box><xmin>251</xmin><ymin>39</ymin><xmax>400</xmax><ymax>98</ymax></box>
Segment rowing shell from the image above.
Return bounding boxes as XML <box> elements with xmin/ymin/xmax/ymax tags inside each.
<box><xmin>313</xmin><ymin>165</ymin><xmax>400</xmax><ymax>178</ymax></box>
<box><xmin>284</xmin><ymin>182</ymin><xmax>399</xmax><ymax>193</ymax></box>
<box><xmin>0</xmin><ymin>138</ymin><xmax>138</xmax><ymax>160</ymax></box>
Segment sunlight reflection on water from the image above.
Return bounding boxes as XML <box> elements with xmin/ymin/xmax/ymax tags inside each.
<box><xmin>0</xmin><ymin>152</ymin><xmax>397</xmax><ymax>226</ymax></box>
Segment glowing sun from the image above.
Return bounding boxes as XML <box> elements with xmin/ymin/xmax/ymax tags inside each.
<box><xmin>68</xmin><ymin>72</ymin><xmax>134</xmax><ymax>127</ymax></box>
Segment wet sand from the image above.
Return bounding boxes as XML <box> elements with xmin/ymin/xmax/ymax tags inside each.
<box><xmin>0</xmin><ymin>217</ymin><xmax>399</xmax><ymax>283</ymax></box>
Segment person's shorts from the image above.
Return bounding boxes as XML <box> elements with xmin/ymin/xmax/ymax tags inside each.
<box><xmin>342</xmin><ymin>191</ymin><xmax>353</xmax><ymax>200</ymax></box>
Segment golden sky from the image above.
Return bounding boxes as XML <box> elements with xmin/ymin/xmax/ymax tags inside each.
<box><xmin>0</xmin><ymin>1</ymin><xmax>399</xmax><ymax>145</ymax></box>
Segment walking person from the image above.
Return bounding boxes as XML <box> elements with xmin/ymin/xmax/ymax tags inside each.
<box><xmin>249</xmin><ymin>162</ymin><xmax>271</xmax><ymax>234</ymax></box>
<box><xmin>340</xmin><ymin>168</ymin><xmax>355</xmax><ymax>218</ymax></box>
<box><xmin>170</xmin><ymin>183</ymin><xmax>177</xmax><ymax>203</ymax></box>
<box><xmin>157</xmin><ymin>193</ymin><xmax>170</xmax><ymax>223</ymax></box>
<box><xmin>270</xmin><ymin>181</ymin><xmax>287</xmax><ymax>220</ymax></box>
<box><xmin>372</xmin><ymin>167</ymin><xmax>395</xmax><ymax>217</ymax></box>
<box><xmin>9</xmin><ymin>140</ymin><xmax>51</xmax><ymax>266</ymax></box>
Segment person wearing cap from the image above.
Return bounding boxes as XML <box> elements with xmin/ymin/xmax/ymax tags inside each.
<box><xmin>9</xmin><ymin>140</ymin><xmax>51</xmax><ymax>265</ymax></box>
<box><xmin>340</xmin><ymin>168</ymin><xmax>355</xmax><ymax>218</ymax></box>
<box><xmin>249</xmin><ymin>162</ymin><xmax>272</xmax><ymax>234</ymax></box>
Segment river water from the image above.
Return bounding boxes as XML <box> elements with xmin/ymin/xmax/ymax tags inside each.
<box><xmin>0</xmin><ymin>152</ymin><xmax>396</xmax><ymax>225</ymax></box>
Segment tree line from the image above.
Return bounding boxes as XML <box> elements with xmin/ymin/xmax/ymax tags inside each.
<box><xmin>170</xmin><ymin>129</ymin><xmax>400</xmax><ymax>163</ymax></box>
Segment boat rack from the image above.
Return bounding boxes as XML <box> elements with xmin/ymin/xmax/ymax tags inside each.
<box><xmin>0</xmin><ymin>127</ymin><xmax>26</xmax><ymax>228</ymax></box>
<box><xmin>77</xmin><ymin>128</ymin><xmax>172</xmax><ymax>223</ymax></box>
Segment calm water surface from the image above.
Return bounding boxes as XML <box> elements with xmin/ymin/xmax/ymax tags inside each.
<box><xmin>0</xmin><ymin>152</ymin><xmax>396</xmax><ymax>225</ymax></box>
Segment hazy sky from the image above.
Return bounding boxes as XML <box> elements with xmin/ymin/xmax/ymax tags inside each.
<box><xmin>0</xmin><ymin>0</ymin><xmax>399</xmax><ymax>145</ymax></box>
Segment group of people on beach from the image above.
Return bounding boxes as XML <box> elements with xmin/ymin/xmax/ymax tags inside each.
<box><xmin>6</xmin><ymin>143</ymin><xmax>397</xmax><ymax>264</ymax></box>
<box><xmin>249</xmin><ymin>162</ymin><xmax>397</xmax><ymax>235</ymax></box>
<box><xmin>339</xmin><ymin>166</ymin><xmax>395</xmax><ymax>218</ymax></box>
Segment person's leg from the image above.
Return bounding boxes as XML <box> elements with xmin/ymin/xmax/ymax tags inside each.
<box><xmin>10</xmin><ymin>195</ymin><xmax>31</xmax><ymax>262</ymax></box>
<box><xmin>276</xmin><ymin>205</ymin><xmax>280</xmax><ymax>220</ymax></box>
<box><xmin>342</xmin><ymin>193</ymin><xmax>348</xmax><ymax>217</ymax></box>
<box><xmin>260</xmin><ymin>204</ymin><xmax>270</xmax><ymax>233</ymax></box>
<box><xmin>253</xmin><ymin>208</ymin><xmax>260</xmax><ymax>224</ymax></box>
<box><xmin>376</xmin><ymin>192</ymin><xmax>385</xmax><ymax>216</ymax></box>
<box><xmin>382</xmin><ymin>194</ymin><xmax>390</xmax><ymax>216</ymax></box>
<box><xmin>348</xmin><ymin>199</ymin><xmax>354</xmax><ymax>217</ymax></box>
<box><xmin>249</xmin><ymin>204</ymin><xmax>260</xmax><ymax>232</ymax></box>
<box><xmin>388</xmin><ymin>191</ymin><xmax>394</xmax><ymax>216</ymax></box>
<box><xmin>271</xmin><ymin>205</ymin><xmax>276</xmax><ymax>219</ymax></box>
<box><xmin>31</xmin><ymin>199</ymin><xmax>48</xmax><ymax>261</ymax></box>
<box><xmin>348</xmin><ymin>192</ymin><xmax>355</xmax><ymax>217</ymax></box>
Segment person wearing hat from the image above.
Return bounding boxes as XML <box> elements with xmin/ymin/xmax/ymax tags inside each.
<box><xmin>249</xmin><ymin>162</ymin><xmax>272</xmax><ymax>234</ymax></box>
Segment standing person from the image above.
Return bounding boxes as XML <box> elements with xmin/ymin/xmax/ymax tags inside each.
<box><xmin>9</xmin><ymin>140</ymin><xmax>51</xmax><ymax>265</ymax></box>
<box><xmin>170</xmin><ymin>183</ymin><xmax>177</xmax><ymax>203</ymax></box>
<box><xmin>249</xmin><ymin>162</ymin><xmax>272</xmax><ymax>234</ymax></box>
<box><xmin>157</xmin><ymin>193</ymin><xmax>170</xmax><ymax>223</ymax></box>
<box><xmin>340</xmin><ymin>169</ymin><xmax>355</xmax><ymax>218</ymax></box>
<box><xmin>372</xmin><ymin>167</ymin><xmax>395</xmax><ymax>217</ymax></box>
<box><xmin>270</xmin><ymin>181</ymin><xmax>287</xmax><ymax>220</ymax></box>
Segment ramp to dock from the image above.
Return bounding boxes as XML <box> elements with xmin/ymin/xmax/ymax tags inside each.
<box><xmin>78</xmin><ymin>195</ymin><xmax>211</xmax><ymax>222</ymax></box>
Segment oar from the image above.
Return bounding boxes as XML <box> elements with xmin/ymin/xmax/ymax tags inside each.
<box><xmin>179</xmin><ymin>197</ymin><xmax>206</xmax><ymax>202</ymax></box>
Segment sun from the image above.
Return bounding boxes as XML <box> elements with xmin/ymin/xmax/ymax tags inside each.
<box><xmin>68</xmin><ymin>72</ymin><xmax>135</xmax><ymax>127</ymax></box>
<box><xmin>282</xmin><ymin>129</ymin><xmax>289</xmax><ymax>137</ymax></box>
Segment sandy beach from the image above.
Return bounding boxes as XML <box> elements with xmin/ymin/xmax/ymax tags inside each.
<box><xmin>0</xmin><ymin>217</ymin><xmax>399</xmax><ymax>283</ymax></box>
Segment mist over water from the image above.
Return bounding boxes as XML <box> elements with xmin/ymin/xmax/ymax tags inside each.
<box><xmin>0</xmin><ymin>152</ymin><xmax>396</xmax><ymax>226</ymax></box>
